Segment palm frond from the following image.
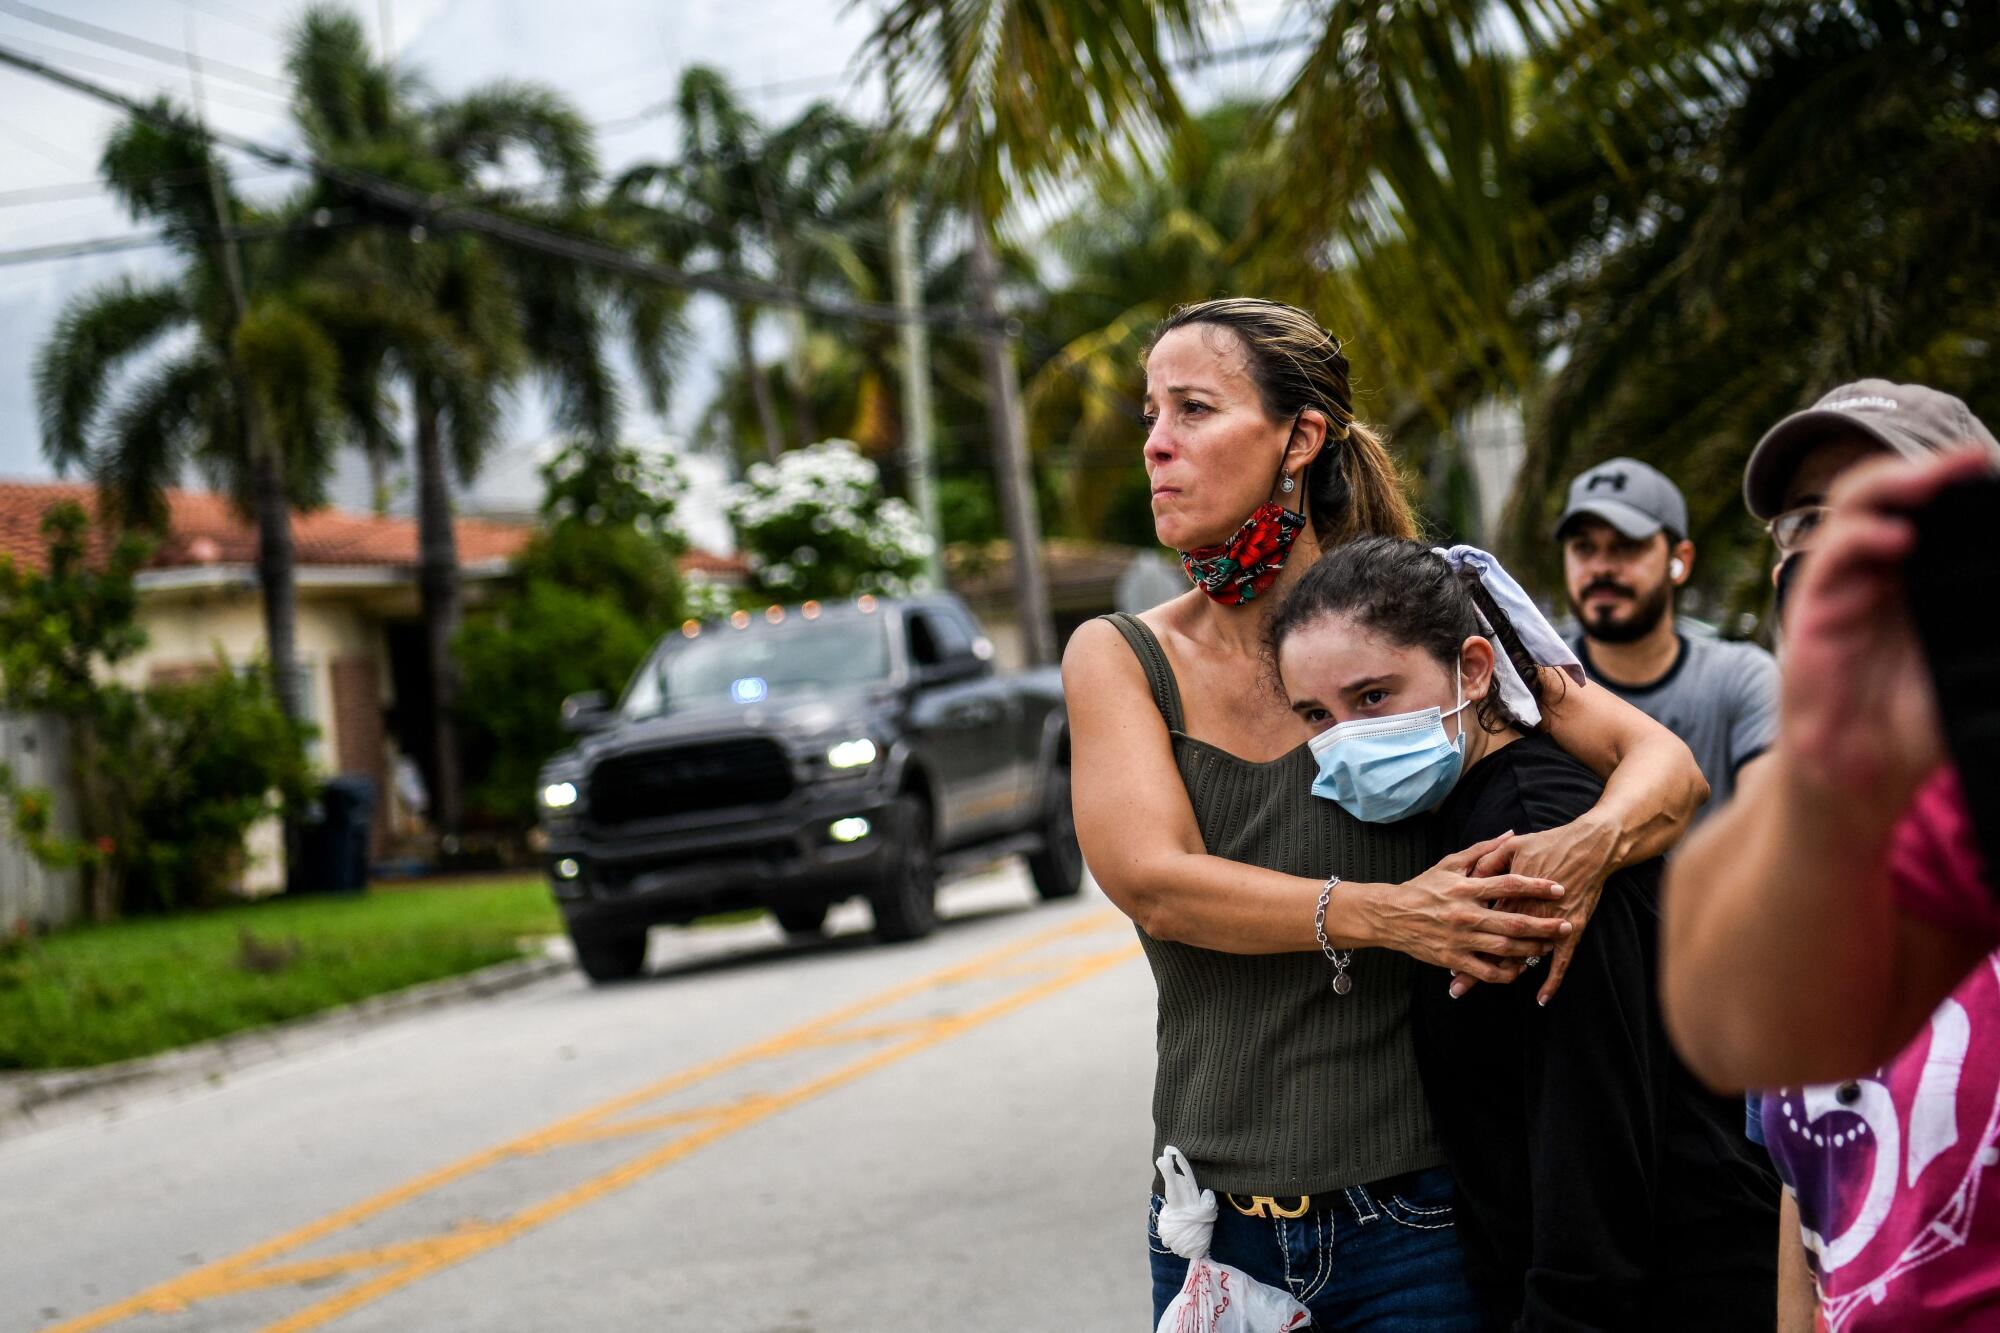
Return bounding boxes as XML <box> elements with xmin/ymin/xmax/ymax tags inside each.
<box><xmin>97</xmin><ymin>348</ymin><xmax>222</xmax><ymax>530</ymax></box>
<box><xmin>428</xmin><ymin>82</ymin><xmax>599</xmax><ymax>199</ymax></box>
<box><xmin>34</xmin><ymin>277</ymin><xmax>191</xmax><ymax>474</ymax></box>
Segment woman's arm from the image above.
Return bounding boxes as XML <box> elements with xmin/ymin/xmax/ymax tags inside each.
<box><xmin>1535</xmin><ymin>669</ymin><xmax>1709</xmax><ymax>871</ymax></box>
<box><xmin>1062</xmin><ymin>618</ymin><xmax>1567</xmax><ymax>978</ymax></box>
<box><xmin>1466</xmin><ymin>670</ymin><xmax>1707</xmax><ymax>1003</ymax></box>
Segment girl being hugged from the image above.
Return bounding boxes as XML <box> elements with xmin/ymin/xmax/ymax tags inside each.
<box><xmin>1062</xmin><ymin>297</ymin><xmax>1709</xmax><ymax>1328</ymax></box>
<box><xmin>1268</xmin><ymin>536</ymin><xmax>1778</xmax><ymax>1330</ymax></box>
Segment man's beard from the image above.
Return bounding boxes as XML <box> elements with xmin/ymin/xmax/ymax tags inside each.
<box><xmin>1570</xmin><ymin>578</ymin><xmax>1673</xmax><ymax>645</ymax></box>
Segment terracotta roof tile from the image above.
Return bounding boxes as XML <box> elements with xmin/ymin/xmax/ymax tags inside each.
<box><xmin>679</xmin><ymin>547</ymin><xmax>751</xmax><ymax>577</ymax></box>
<box><xmin>0</xmin><ymin>480</ymin><xmax>736</xmax><ymax>579</ymax></box>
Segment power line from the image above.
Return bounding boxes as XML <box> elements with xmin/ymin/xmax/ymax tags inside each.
<box><xmin>173</xmin><ymin>0</ymin><xmax>284</xmax><ymax>40</ymax></box>
<box><xmin>0</xmin><ymin>228</ymin><xmax>187</xmax><ymax>267</ymax></box>
<box><xmin>0</xmin><ymin>161</ymin><xmax>291</xmax><ymax>209</ymax></box>
<box><xmin>0</xmin><ymin>40</ymin><xmax>997</xmax><ymax>335</ymax></box>
<box><xmin>589</xmin><ymin>32</ymin><xmax>1318</xmax><ymax>140</ymax></box>
<box><xmin>595</xmin><ymin>65</ymin><xmax>865</xmax><ymax>137</ymax></box>
<box><xmin>0</xmin><ymin>209</ymin><xmax>362</xmax><ymax>269</ymax></box>
<box><xmin>0</xmin><ymin>0</ymin><xmax>289</xmax><ymax>94</ymax></box>
<box><xmin>0</xmin><ymin>29</ymin><xmax>291</xmax><ymax>113</ymax></box>
<box><xmin>0</xmin><ymin>35</ymin><xmax>1153</xmax><ymax>437</ymax></box>
<box><xmin>0</xmin><ymin>104</ymin><xmax>83</xmax><ymax>172</ymax></box>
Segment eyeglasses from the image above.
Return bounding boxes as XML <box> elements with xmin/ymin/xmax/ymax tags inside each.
<box><xmin>1767</xmin><ymin>504</ymin><xmax>1830</xmax><ymax>555</ymax></box>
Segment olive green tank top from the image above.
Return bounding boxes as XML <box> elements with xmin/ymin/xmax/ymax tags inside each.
<box><xmin>1105</xmin><ymin>612</ymin><xmax>1443</xmax><ymax>1195</ymax></box>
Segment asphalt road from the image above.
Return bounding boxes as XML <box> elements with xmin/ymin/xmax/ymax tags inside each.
<box><xmin>0</xmin><ymin>867</ymin><xmax>1159</xmax><ymax>1332</ymax></box>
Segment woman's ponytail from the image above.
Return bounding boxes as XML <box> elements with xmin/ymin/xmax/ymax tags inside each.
<box><xmin>1316</xmin><ymin>420</ymin><xmax>1417</xmax><ymax>548</ymax></box>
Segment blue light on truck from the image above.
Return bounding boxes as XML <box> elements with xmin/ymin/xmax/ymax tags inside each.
<box><xmin>730</xmin><ymin>676</ymin><xmax>769</xmax><ymax>703</ymax></box>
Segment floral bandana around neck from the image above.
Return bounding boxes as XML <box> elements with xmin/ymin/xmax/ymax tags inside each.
<box><xmin>1179</xmin><ymin>502</ymin><xmax>1308</xmax><ymax>605</ymax></box>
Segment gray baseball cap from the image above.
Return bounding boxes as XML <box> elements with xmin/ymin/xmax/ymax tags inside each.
<box><xmin>1554</xmin><ymin>457</ymin><xmax>1689</xmax><ymax>542</ymax></box>
<box><xmin>1744</xmin><ymin>378</ymin><xmax>2000</xmax><ymax>519</ymax></box>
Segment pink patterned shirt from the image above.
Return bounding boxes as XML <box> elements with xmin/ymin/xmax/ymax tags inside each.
<box><xmin>1761</xmin><ymin>768</ymin><xmax>2000</xmax><ymax>1330</ymax></box>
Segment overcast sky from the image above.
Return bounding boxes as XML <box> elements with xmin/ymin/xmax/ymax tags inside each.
<box><xmin>0</xmin><ymin>0</ymin><xmax>1300</xmax><ymax>492</ymax></box>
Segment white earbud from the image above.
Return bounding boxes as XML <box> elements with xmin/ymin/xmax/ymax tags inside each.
<box><xmin>1670</xmin><ymin>559</ymin><xmax>1686</xmax><ymax>579</ymax></box>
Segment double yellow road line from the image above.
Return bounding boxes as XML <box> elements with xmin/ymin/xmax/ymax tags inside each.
<box><xmin>49</xmin><ymin>911</ymin><xmax>1140</xmax><ymax>1332</ymax></box>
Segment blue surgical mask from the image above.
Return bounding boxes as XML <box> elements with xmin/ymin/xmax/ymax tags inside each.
<box><xmin>1308</xmin><ymin>668</ymin><xmax>1470</xmax><ymax>824</ymax></box>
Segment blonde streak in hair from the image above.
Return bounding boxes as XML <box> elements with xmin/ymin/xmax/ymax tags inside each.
<box><xmin>1338</xmin><ymin>420</ymin><xmax>1419</xmax><ymax>544</ymax></box>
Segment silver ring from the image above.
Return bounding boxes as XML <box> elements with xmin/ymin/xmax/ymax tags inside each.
<box><xmin>1525</xmin><ymin>956</ymin><xmax>1542</xmax><ymax>968</ymax></box>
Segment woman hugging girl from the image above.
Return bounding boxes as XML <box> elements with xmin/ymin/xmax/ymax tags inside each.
<box><xmin>1268</xmin><ymin>536</ymin><xmax>1778</xmax><ymax>1332</ymax></box>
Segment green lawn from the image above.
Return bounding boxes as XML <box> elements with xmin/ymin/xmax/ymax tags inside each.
<box><xmin>0</xmin><ymin>877</ymin><xmax>562</xmax><ymax>1071</ymax></box>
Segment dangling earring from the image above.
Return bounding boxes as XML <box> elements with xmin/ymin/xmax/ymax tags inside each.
<box><xmin>1280</xmin><ymin>473</ymin><xmax>1296</xmax><ymax>494</ymax></box>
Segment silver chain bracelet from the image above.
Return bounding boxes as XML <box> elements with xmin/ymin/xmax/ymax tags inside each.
<box><xmin>1313</xmin><ymin>874</ymin><xmax>1354</xmax><ymax>995</ymax></box>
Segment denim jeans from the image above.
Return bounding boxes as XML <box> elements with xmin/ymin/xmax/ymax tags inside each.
<box><xmin>1147</xmin><ymin>1166</ymin><xmax>1488</xmax><ymax>1330</ymax></box>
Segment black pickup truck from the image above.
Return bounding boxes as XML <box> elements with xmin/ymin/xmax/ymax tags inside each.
<box><xmin>535</xmin><ymin>594</ymin><xmax>1081</xmax><ymax>981</ymax></box>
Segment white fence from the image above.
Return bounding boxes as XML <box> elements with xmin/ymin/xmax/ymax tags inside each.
<box><xmin>0</xmin><ymin>712</ymin><xmax>81</xmax><ymax>931</ymax></box>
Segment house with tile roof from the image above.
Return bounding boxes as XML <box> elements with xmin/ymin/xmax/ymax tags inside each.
<box><xmin>0</xmin><ymin>480</ymin><xmax>748</xmax><ymax>902</ymax></box>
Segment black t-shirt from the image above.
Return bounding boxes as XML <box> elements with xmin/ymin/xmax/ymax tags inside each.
<box><xmin>1415</xmin><ymin>734</ymin><xmax>1778</xmax><ymax>1331</ymax></box>
<box><xmin>1437</xmin><ymin>731</ymin><xmax>1610</xmax><ymax>863</ymax></box>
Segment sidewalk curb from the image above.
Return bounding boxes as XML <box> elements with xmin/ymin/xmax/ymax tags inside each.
<box><xmin>0</xmin><ymin>946</ymin><xmax>572</xmax><ymax>1140</ymax></box>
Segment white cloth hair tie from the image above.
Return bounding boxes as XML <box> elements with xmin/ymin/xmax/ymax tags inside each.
<box><xmin>1430</xmin><ymin>544</ymin><xmax>1587</xmax><ymax>727</ymax></box>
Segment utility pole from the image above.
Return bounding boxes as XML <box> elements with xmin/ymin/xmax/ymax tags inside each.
<box><xmin>190</xmin><ymin>18</ymin><xmax>307</xmax><ymax>896</ymax></box>
<box><xmin>890</xmin><ymin>197</ymin><xmax>941</xmax><ymax>588</ymax></box>
<box><xmin>186</xmin><ymin>19</ymin><xmax>304</xmax><ymax>728</ymax></box>
<box><xmin>966</xmin><ymin>208</ymin><xmax>1056</xmax><ymax>666</ymax></box>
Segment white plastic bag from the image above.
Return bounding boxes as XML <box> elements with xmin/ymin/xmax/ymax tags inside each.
<box><xmin>1155</xmin><ymin>1147</ymin><xmax>1312</xmax><ymax>1333</ymax></box>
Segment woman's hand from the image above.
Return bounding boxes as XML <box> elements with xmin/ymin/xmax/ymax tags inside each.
<box><xmin>1465</xmin><ymin>813</ymin><xmax>1620</xmax><ymax>1004</ymax></box>
<box><xmin>1363</xmin><ymin>832</ymin><xmax>1571</xmax><ymax>985</ymax></box>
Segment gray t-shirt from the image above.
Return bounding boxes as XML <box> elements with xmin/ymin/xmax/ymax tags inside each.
<box><xmin>1572</xmin><ymin>633</ymin><xmax>1779</xmax><ymax>823</ymax></box>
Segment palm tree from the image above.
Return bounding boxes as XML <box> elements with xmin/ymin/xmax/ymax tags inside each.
<box><xmin>282</xmin><ymin>6</ymin><xmax>682</xmax><ymax>837</ymax></box>
<box><xmin>610</xmin><ymin>68</ymin><xmax>788</xmax><ymax>463</ymax></box>
<box><xmin>35</xmin><ymin>103</ymin><xmax>341</xmax><ymax>722</ymax></box>
<box><xmin>1250</xmin><ymin>1</ymin><xmax>2000</xmax><ymax>605</ymax></box>
<box><xmin>859</xmin><ymin>0</ymin><xmax>1206</xmax><ymax>665</ymax></box>
<box><xmin>1505</xmin><ymin>2</ymin><xmax>2000</xmax><ymax>600</ymax></box>
<box><xmin>655</xmin><ymin>99</ymin><xmax>948</xmax><ymax>466</ymax></box>
<box><xmin>35</xmin><ymin>101</ymin><xmax>343</xmax><ymax>915</ymax></box>
<box><xmin>754</xmin><ymin>100</ymin><xmax>896</xmax><ymax>449</ymax></box>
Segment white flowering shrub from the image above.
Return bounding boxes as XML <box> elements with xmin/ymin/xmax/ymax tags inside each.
<box><xmin>725</xmin><ymin>440</ymin><xmax>933</xmax><ymax>600</ymax></box>
<box><xmin>680</xmin><ymin>577</ymin><xmax>739</xmax><ymax>622</ymax></box>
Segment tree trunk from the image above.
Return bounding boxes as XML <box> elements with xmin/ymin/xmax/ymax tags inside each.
<box><xmin>248</xmin><ymin>417</ymin><xmax>311</xmax><ymax>896</ymax></box>
<box><xmin>250</xmin><ymin>427</ymin><xmax>305</xmax><ymax>724</ymax></box>
<box><xmin>966</xmin><ymin>208</ymin><xmax>1056</xmax><ymax>666</ymax></box>
<box><xmin>72</xmin><ymin>718</ymin><xmax>116</xmax><ymax>922</ymax></box>
<box><xmin>414</xmin><ymin>380</ymin><xmax>463</xmax><ymax>841</ymax></box>
<box><xmin>784</xmin><ymin>300</ymin><xmax>816</xmax><ymax>450</ymax></box>
<box><xmin>733</xmin><ymin>303</ymin><xmax>786</xmax><ymax>464</ymax></box>
<box><xmin>367</xmin><ymin>438</ymin><xmax>391</xmax><ymax>516</ymax></box>
<box><xmin>780</xmin><ymin>252</ymin><xmax>816</xmax><ymax>449</ymax></box>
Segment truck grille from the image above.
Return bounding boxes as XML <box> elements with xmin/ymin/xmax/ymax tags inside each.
<box><xmin>588</xmin><ymin>739</ymin><xmax>795</xmax><ymax>825</ymax></box>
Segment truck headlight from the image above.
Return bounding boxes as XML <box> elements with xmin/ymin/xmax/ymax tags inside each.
<box><xmin>826</xmin><ymin>738</ymin><xmax>878</xmax><ymax>770</ymax></box>
<box><xmin>541</xmin><ymin>780</ymin><xmax>579</xmax><ymax>810</ymax></box>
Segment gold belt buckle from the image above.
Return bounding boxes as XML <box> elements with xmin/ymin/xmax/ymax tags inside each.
<box><xmin>1227</xmin><ymin>1193</ymin><xmax>1311</xmax><ymax>1220</ymax></box>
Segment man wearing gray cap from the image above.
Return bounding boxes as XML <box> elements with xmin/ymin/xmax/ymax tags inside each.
<box><xmin>1744</xmin><ymin>379</ymin><xmax>2000</xmax><ymax>609</ymax></box>
<box><xmin>1555</xmin><ymin>457</ymin><xmax>1777</xmax><ymax>821</ymax></box>
<box><xmin>1663</xmin><ymin>379</ymin><xmax>2000</xmax><ymax>1333</ymax></box>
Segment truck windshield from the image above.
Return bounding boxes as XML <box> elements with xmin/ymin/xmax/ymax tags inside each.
<box><xmin>621</xmin><ymin>616</ymin><xmax>893</xmax><ymax>719</ymax></box>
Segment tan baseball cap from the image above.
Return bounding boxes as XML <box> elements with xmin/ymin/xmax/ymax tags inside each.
<box><xmin>1744</xmin><ymin>378</ymin><xmax>2000</xmax><ymax>519</ymax></box>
